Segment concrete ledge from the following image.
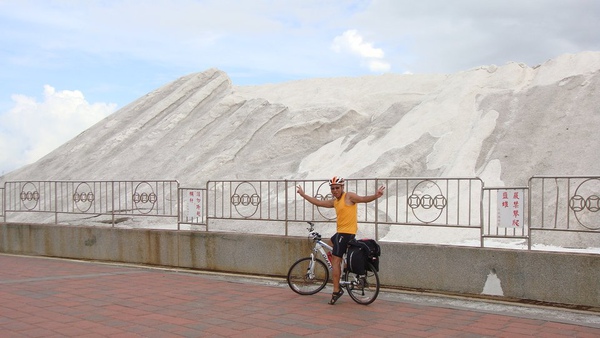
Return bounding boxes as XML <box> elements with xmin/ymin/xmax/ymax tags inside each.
<box><xmin>381</xmin><ymin>242</ymin><xmax>600</xmax><ymax>308</ymax></box>
<box><xmin>1</xmin><ymin>222</ymin><xmax>598</xmax><ymax>308</ymax></box>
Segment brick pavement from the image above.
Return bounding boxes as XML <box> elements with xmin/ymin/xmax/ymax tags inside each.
<box><xmin>0</xmin><ymin>254</ymin><xmax>598</xmax><ymax>337</ymax></box>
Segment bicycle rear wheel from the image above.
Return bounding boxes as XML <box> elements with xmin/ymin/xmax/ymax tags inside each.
<box><xmin>287</xmin><ymin>257</ymin><xmax>329</xmax><ymax>295</ymax></box>
<box><xmin>344</xmin><ymin>263</ymin><xmax>380</xmax><ymax>305</ymax></box>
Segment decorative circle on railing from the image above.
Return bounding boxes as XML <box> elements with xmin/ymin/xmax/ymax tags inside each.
<box><xmin>19</xmin><ymin>182</ymin><xmax>40</xmax><ymax>211</ymax></box>
<box><xmin>132</xmin><ymin>182</ymin><xmax>158</xmax><ymax>215</ymax></box>
<box><xmin>433</xmin><ymin>194</ymin><xmax>447</xmax><ymax>210</ymax></box>
<box><xmin>407</xmin><ymin>180</ymin><xmax>447</xmax><ymax>224</ymax></box>
<box><xmin>570</xmin><ymin>178</ymin><xmax>600</xmax><ymax>230</ymax></box>
<box><xmin>230</xmin><ymin>182</ymin><xmax>261</xmax><ymax>218</ymax></box>
<box><xmin>421</xmin><ymin>194</ymin><xmax>433</xmax><ymax>209</ymax></box>
<box><xmin>73</xmin><ymin>182</ymin><xmax>94</xmax><ymax>212</ymax></box>
<box><xmin>407</xmin><ymin>193</ymin><xmax>446</xmax><ymax>210</ymax></box>
<box><xmin>407</xmin><ymin>194</ymin><xmax>420</xmax><ymax>208</ymax></box>
<box><xmin>315</xmin><ymin>182</ymin><xmax>336</xmax><ymax>221</ymax></box>
<box><xmin>569</xmin><ymin>195</ymin><xmax>585</xmax><ymax>212</ymax></box>
<box><xmin>587</xmin><ymin>195</ymin><xmax>600</xmax><ymax>212</ymax></box>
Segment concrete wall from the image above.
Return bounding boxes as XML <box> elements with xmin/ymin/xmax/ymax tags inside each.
<box><xmin>1</xmin><ymin>222</ymin><xmax>598</xmax><ymax>308</ymax></box>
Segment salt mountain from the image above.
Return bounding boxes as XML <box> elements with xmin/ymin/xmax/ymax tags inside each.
<box><xmin>4</xmin><ymin>52</ymin><xmax>600</xmax><ymax>187</ymax></box>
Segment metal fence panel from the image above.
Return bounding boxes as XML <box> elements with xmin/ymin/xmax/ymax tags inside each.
<box><xmin>205</xmin><ymin>177</ymin><xmax>483</xmax><ymax>229</ymax></box>
<box><xmin>206</xmin><ymin>180</ymin><xmax>291</xmax><ymax>221</ymax></box>
<box><xmin>3</xmin><ymin>180</ymin><xmax>179</xmax><ymax>225</ymax></box>
<box><xmin>375</xmin><ymin>177</ymin><xmax>483</xmax><ymax>228</ymax></box>
<box><xmin>4</xmin><ymin>181</ymin><xmax>55</xmax><ymax>213</ymax></box>
<box><xmin>529</xmin><ymin>176</ymin><xmax>600</xmax><ymax>232</ymax></box>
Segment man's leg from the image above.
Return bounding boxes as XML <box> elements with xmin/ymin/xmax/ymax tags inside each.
<box><xmin>331</xmin><ymin>255</ymin><xmax>342</xmax><ymax>292</ymax></box>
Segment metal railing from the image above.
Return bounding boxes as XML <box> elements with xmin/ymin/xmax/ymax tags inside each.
<box><xmin>3</xmin><ymin>180</ymin><xmax>179</xmax><ymax>226</ymax></box>
<box><xmin>206</xmin><ymin>178</ymin><xmax>483</xmax><ymax>239</ymax></box>
<box><xmin>374</xmin><ymin>177</ymin><xmax>482</xmax><ymax>227</ymax></box>
<box><xmin>1</xmin><ymin>176</ymin><xmax>599</xmax><ymax>253</ymax></box>
<box><xmin>527</xmin><ymin>176</ymin><xmax>600</xmax><ymax>250</ymax></box>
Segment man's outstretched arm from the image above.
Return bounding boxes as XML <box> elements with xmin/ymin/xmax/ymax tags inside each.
<box><xmin>297</xmin><ymin>185</ymin><xmax>334</xmax><ymax>208</ymax></box>
<box><xmin>349</xmin><ymin>185</ymin><xmax>385</xmax><ymax>204</ymax></box>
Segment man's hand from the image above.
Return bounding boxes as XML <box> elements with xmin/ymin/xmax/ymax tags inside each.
<box><xmin>296</xmin><ymin>185</ymin><xmax>305</xmax><ymax>197</ymax></box>
<box><xmin>376</xmin><ymin>185</ymin><xmax>385</xmax><ymax>198</ymax></box>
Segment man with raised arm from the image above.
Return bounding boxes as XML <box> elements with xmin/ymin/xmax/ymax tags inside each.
<box><xmin>296</xmin><ymin>176</ymin><xmax>385</xmax><ymax>305</ymax></box>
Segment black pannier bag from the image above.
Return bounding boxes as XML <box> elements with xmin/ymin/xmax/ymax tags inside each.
<box><xmin>346</xmin><ymin>239</ymin><xmax>381</xmax><ymax>274</ymax></box>
<box><xmin>358</xmin><ymin>239</ymin><xmax>381</xmax><ymax>272</ymax></box>
<box><xmin>346</xmin><ymin>243</ymin><xmax>367</xmax><ymax>275</ymax></box>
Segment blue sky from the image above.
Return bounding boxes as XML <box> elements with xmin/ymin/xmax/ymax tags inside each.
<box><xmin>1</xmin><ymin>0</ymin><xmax>599</xmax><ymax>175</ymax></box>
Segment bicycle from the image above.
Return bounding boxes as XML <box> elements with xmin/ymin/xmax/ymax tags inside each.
<box><xmin>286</xmin><ymin>221</ymin><xmax>380</xmax><ymax>305</ymax></box>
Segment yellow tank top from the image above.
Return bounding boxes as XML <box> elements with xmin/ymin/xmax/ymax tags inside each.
<box><xmin>334</xmin><ymin>193</ymin><xmax>357</xmax><ymax>234</ymax></box>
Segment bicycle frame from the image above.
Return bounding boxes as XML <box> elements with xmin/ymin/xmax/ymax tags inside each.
<box><xmin>311</xmin><ymin>238</ymin><xmax>334</xmax><ymax>271</ymax></box>
<box><xmin>306</xmin><ymin>223</ymin><xmax>354</xmax><ymax>287</ymax></box>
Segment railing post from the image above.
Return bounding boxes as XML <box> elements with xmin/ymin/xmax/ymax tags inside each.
<box><xmin>479</xmin><ymin>181</ymin><xmax>484</xmax><ymax>248</ymax></box>
<box><xmin>284</xmin><ymin>180</ymin><xmax>289</xmax><ymax>236</ymax></box>
<box><xmin>375</xmin><ymin>178</ymin><xmax>379</xmax><ymax>241</ymax></box>
<box><xmin>111</xmin><ymin>181</ymin><xmax>115</xmax><ymax>227</ymax></box>
<box><xmin>205</xmin><ymin>181</ymin><xmax>210</xmax><ymax>231</ymax></box>
<box><xmin>527</xmin><ymin>177</ymin><xmax>532</xmax><ymax>251</ymax></box>
<box><xmin>54</xmin><ymin>181</ymin><xmax>58</xmax><ymax>224</ymax></box>
<box><xmin>177</xmin><ymin>184</ymin><xmax>181</xmax><ymax>231</ymax></box>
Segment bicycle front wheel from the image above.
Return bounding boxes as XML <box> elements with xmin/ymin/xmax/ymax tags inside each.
<box><xmin>287</xmin><ymin>257</ymin><xmax>329</xmax><ymax>295</ymax></box>
<box><xmin>344</xmin><ymin>263</ymin><xmax>380</xmax><ymax>305</ymax></box>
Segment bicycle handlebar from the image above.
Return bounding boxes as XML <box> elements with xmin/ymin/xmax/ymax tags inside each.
<box><xmin>306</xmin><ymin>221</ymin><xmax>321</xmax><ymax>241</ymax></box>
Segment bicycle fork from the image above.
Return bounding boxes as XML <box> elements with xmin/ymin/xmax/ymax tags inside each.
<box><xmin>305</xmin><ymin>252</ymin><xmax>329</xmax><ymax>280</ymax></box>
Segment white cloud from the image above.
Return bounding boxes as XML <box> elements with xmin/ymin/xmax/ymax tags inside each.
<box><xmin>332</xmin><ymin>30</ymin><xmax>384</xmax><ymax>59</ymax></box>
<box><xmin>332</xmin><ymin>29</ymin><xmax>391</xmax><ymax>73</ymax></box>
<box><xmin>0</xmin><ymin>86</ymin><xmax>116</xmax><ymax>174</ymax></box>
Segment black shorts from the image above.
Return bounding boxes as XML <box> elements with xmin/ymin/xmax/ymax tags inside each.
<box><xmin>330</xmin><ymin>233</ymin><xmax>356</xmax><ymax>257</ymax></box>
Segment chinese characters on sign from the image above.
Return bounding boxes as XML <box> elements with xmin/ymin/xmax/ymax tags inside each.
<box><xmin>497</xmin><ymin>189</ymin><xmax>523</xmax><ymax>228</ymax></box>
<box><xmin>186</xmin><ymin>190</ymin><xmax>202</xmax><ymax>219</ymax></box>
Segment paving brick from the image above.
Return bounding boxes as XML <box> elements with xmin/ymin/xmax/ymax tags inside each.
<box><xmin>0</xmin><ymin>254</ymin><xmax>599</xmax><ymax>337</ymax></box>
